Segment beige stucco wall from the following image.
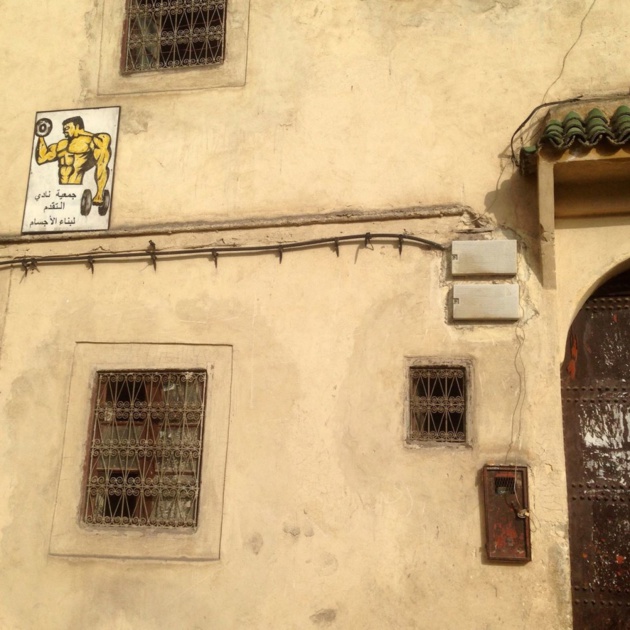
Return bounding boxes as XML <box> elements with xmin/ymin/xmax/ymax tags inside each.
<box><xmin>1</xmin><ymin>0</ymin><xmax>630</xmax><ymax>628</ymax></box>
<box><xmin>0</xmin><ymin>220</ymin><xmax>571</xmax><ymax>630</ymax></box>
<box><xmin>2</xmin><ymin>0</ymin><xmax>629</xmax><ymax>231</ymax></box>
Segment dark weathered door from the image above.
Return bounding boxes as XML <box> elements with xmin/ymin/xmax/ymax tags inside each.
<box><xmin>561</xmin><ymin>272</ymin><xmax>630</xmax><ymax>629</ymax></box>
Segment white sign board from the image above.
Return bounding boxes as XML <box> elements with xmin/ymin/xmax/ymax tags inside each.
<box><xmin>23</xmin><ymin>107</ymin><xmax>120</xmax><ymax>233</ymax></box>
<box><xmin>451</xmin><ymin>240</ymin><xmax>517</xmax><ymax>277</ymax></box>
<box><xmin>452</xmin><ymin>283</ymin><xmax>520</xmax><ymax>321</ymax></box>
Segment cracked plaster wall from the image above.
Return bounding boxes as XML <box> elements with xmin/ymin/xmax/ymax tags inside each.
<box><xmin>0</xmin><ymin>0</ymin><xmax>628</xmax><ymax>628</ymax></box>
<box><xmin>0</xmin><ymin>0</ymin><xmax>623</xmax><ymax>232</ymax></box>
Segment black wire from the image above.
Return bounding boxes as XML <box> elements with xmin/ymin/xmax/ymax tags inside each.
<box><xmin>8</xmin><ymin>232</ymin><xmax>445</xmax><ymax>273</ymax></box>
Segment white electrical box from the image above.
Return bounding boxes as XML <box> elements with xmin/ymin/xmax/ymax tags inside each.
<box><xmin>451</xmin><ymin>240</ymin><xmax>517</xmax><ymax>276</ymax></box>
<box><xmin>452</xmin><ymin>284</ymin><xmax>520</xmax><ymax>321</ymax></box>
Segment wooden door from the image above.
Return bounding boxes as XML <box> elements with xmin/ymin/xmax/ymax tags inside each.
<box><xmin>561</xmin><ymin>272</ymin><xmax>630</xmax><ymax>629</ymax></box>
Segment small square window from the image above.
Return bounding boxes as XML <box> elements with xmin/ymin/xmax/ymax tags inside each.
<box><xmin>83</xmin><ymin>370</ymin><xmax>207</xmax><ymax>529</ymax></box>
<box><xmin>122</xmin><ymin>0</ymin><xmax>227</xmax><ymax>74</ymax></box>
<box><xmin>408</xmin><ymin>365</ymin><xmax>467</xmax><ymax>444</ymax></box>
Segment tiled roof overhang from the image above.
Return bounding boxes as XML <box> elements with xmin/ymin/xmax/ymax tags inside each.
<box><xmin>520</xmin><ymin>105</ymin><xmax>630</xmax><ymax>175</ymax></box>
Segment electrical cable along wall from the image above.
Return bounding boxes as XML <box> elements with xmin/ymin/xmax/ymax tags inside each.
<box><xmin>8</xmin><ymin>232</ymin><xmax>445</xmax><ymax>276</ymax></box>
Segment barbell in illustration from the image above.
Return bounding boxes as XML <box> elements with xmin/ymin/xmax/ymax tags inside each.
<box><xmin>35</xmin><ymin>118</ymin><xmax>53</xmax><ymax>138</ymax></box>
<box><xmin>80</xmin><ymin>189</ymin><xmax>111</xmax><ymax>216</ymax></box>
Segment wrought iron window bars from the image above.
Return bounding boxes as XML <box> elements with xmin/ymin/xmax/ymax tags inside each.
<box><xmin>83</xmin><ymin>370</ymin><xmax>207</xmax><ymax>528</ymax></box>
<box><xmin>123</xmin><ymin>0</ymin><xmax>227</xmax><ymax>73</ymax></box>
<box><xmin>409</xmin><ymin>366</ymin><xmax>467</xmax><ymax>443</ymax></box>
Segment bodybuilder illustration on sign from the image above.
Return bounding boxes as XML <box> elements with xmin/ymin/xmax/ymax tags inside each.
<box><xmin>35</xmin><ymin>116</ymin><xmax>112</xmax><ymax>216</ymax></box>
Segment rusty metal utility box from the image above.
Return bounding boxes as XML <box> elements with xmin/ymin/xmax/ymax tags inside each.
<box><xmin>482</xmin><ymin>465</ymin><xmax>531</xmax><ymax>563</ymax></box>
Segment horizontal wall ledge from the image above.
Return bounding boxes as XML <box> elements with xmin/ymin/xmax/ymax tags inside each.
<box><xmin>0</xmin><ymin>204</ymin><xmax>469</xmax><ymax>247</ymax></box>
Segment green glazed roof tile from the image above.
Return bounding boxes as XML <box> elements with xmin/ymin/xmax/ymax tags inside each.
<box><xmin>611</xmin><ymin>105</ymin><xmax>630</xmax><ymax>119</ymax></box>
<box><xmin>612</xmin><ymin>107</ymin><xmax>630</xmax><ymax>143</ymax></box>
<box><xmin>586</xmin><ymin>107</ymin><xmax>606</xmax><ymax>119</ymax></box>
<box><xmin>520</xmin><ymin>105</ymin><xmax>630</xmax><ymax>174</ymax></box>
<box><xmin>539</xmin><ymin>119</ymin><xmax>565</xmax><ymax>149</ymax></box>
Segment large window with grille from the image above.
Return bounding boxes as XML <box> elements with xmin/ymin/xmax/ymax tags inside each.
<box><xmin>122</xmin><ymin>0</ymin><xmax>227</xmax><ymax>74</ymax></box>
<box><xmin>408</xmin><ymin>365</ymin><xmax>467</xmax><ymax>444</ymax></box>
<box><xmin>83</xmin><ymin>370</ymin><xmax>207</xmax><ymax>528</ymax></box>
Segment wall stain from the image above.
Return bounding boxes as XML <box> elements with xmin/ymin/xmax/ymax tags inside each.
<box><xmin>283</xmin><ymin>523</ymin><xmax>301</xmax><ymax>537</ymax></box>
<box><xmin>310</xmin><ymin>608</ymin><xmax>337</xmax><ymax>625</ymax></box>
<box><xmin>246</xmin><ymin>532</ymin><xmax>263</xmax><ymax>555</ymax></box>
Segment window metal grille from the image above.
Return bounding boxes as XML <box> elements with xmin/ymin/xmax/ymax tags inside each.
<box><xmin>123</xmin><ymin>0</ymin><xmax>227</xmax><ymax>74</ymax></box>
<box><xmin>409</xmin><ymin>366</ymin><xmax>466</xmax><ymax>443</ymax></box>
<box><xmin>494</xmin><ymin>474</ymin><xmax>516</xmax><ymax>495</ymax></box>
<box><xmin>83</xmin><ymin>370</ymin><xmax>207</xmax><ymax>528</ymax></box>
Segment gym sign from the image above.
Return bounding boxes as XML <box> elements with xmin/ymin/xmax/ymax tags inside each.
<box><xmin>23</xmin><ymin>106</ymin><xmax>120</xmax><ymax>233</ymax></box>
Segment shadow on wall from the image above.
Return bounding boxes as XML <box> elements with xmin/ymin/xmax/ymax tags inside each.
<box><xmin>482</xmin><ymin>149</ymin><xmax>542</xmax><ymax>286</ymax></box>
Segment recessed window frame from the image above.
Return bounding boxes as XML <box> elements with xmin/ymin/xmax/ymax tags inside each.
<box><xmin>405</xmin><ymin>357</ymin><xmax>473</xmax><ymax>448</ymax></box>
<box><xmin>92</xmin><ymin>0</ymin><xmax>250</xmax><ymax>96</ymax></box>
<box><xmin>50</xmin><ymin>343</ymin><xmax>232</xmax><ymax>561</ymax></box>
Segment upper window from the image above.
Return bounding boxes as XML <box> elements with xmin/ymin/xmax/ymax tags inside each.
<box><xmin>408</xmin><ymin>365</ymin><xmax>467</xmax><ymax>444</ymax></box>
<box><xmin>122</xmin><ymin>0</ymin><xmax>227</xmax><ymax>74</ymax></box>
<box><xmin>83</xmin><ymin>370</ymin><xmax>207</xmax><ymax>528</ymax></box>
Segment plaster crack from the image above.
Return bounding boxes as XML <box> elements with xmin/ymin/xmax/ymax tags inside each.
<box><xmin>542</xmin><ymin>0</ymin><xmax>598</xmax><ymax>102</ymax></box>
<box><xmin>479</xmin><ymin>0</ymin><xmax>520</xmax><ymax>12</ymax></box>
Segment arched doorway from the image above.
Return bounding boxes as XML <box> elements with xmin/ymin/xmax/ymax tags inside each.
<box><xmin>561</xmin><ymin>270</ymin><xmax>630</xmax><ymax>629</ymax></box>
